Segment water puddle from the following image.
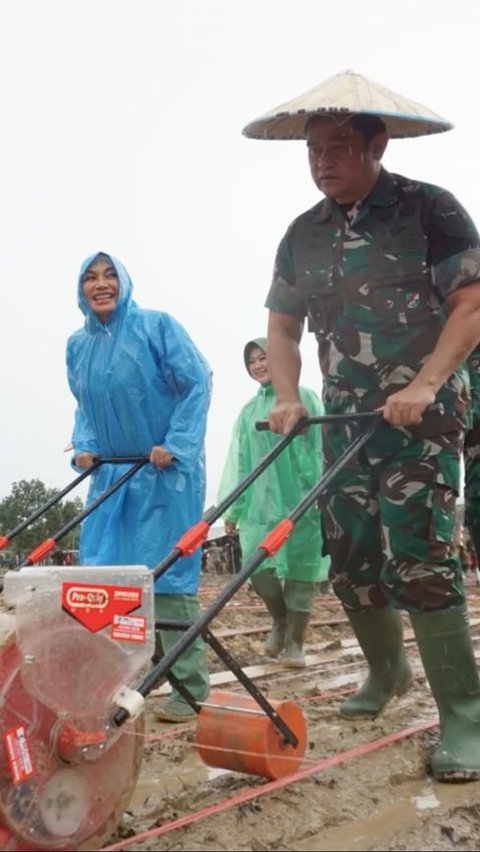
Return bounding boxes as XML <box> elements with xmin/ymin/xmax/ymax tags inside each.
<box><xmin>295</xmin><ymin>779</ymin><xmax>472</xmax><ymax>851</ymax></box>
<box><xmin>129</xmin><ymin>752</ymin><xmax>232</xmax><ymax>811</ymax></box>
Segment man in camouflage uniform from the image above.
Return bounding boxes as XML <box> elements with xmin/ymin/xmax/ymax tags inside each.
<box><xmin>264</xmin><ymin>112</ymin><xmax>480</xmax><ymax>781</ymax></box>
<box><xmin>465</xmin><ymin>345</ymin><xmax>480</xmax><ymax>564</ymax></box>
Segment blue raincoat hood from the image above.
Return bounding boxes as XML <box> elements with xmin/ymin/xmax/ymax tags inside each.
<box><xmin>78</xmin><ymin>252</ymin><xmax>136</xmax><ymax>333</ymax></box>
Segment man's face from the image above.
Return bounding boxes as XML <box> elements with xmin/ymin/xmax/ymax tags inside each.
<box><xmin>306</xmin><ymin>118</ymin><xmax>385</xmax><ymax>204</ymax></box>
<box><xmin>247</xmin><ymin>347</ymin><xmax>270</xmax><ymax>384</ymax></box>
<box><xmin>82</xmin><ymin>258</ymin><xmax>119</xmax><ymax>322</ymax></box>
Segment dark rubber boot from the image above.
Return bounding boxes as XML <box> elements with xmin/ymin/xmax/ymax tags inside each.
<box><xmin>251</xmin><ymin>568</ymin><xmax>287</xmax><ymax>657</ymax></box>
<box><xmin>282</xmin><ymin>581</ymin><xmax>315</xmax><ymax>668</ymax></box>
<box><xmin>340</xmin><ymin>606</ymin><xmax>413</xmax><ymax>718</ymax></box>
<box><xmin>283</xmin><ymin>611</ymin><xmax>310</xmax><ymax>668</ymax></box>
<box><xmin>411</xmin><ymin>605</ymin><xmax>480</xmax><ymax>780</ymax></box>
<box><xmin>154</xmin><ymin>594</ymin><xmax>209</xmax><ymax>722</ymax></box>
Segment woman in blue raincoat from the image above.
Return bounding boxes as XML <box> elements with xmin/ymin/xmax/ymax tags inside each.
<box><xmin>218</xmin><ymin>338</ymin><xmax>329</xmax><ymax>668</ymax></box>
<box><xmin>67</xmin><ymin>252</ymin><xmax>212</xmax><ymax>722</ymax></box>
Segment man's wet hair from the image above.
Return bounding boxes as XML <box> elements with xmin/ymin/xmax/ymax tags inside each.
<box><xmin>304</xmin><ymin>113</ymin><xmax>387</xmax><ymax>141</ymax></box>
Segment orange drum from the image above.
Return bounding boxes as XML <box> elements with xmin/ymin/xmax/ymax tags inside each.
<box><xmin>195</xmin><ymin>689</ymin><xmax>307</xmax><ymax>780</ymax></box>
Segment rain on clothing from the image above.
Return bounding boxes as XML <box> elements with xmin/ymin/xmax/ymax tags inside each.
<box><xmin>66</xmin><ymin>253</ymin><xmax>212</xmax><ymax>594</ymax></box>
<box><xmin>218</xmin><ymin>381</ymin><xmax>329</xmax><ymax>582</ymax></box>
<box><xmin>464</xmin><ymin>344</ymin><xmax>480</xmax><ymax>559</ymax></box>
<box><xmin>266</xmin><ymin>168</ymin><xmax>480</xmax><ymax>612</ymax></box>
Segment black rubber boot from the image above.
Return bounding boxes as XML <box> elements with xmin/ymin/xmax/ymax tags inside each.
<box><xmin>411</xmin><ymin>605</ymin><xmax>480</xmax><ymax>780</ymax></box>
<box><xmin>251</xmin><ymin>568</ymin><xmax>287</xmax><ymax>657</ymax></box>
<box><xmin>340</xmin><ymin>606</ymin><xmax>413</xmax><ymax>718</ymax></box>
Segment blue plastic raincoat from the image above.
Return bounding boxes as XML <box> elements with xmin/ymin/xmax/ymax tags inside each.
<box><xmin>66</xmin><ymin>253</ymin><xmax>212</xmax><ymax>594</ymax></box>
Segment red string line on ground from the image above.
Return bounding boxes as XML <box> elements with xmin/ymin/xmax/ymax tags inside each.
<box><xmin>102</xmin><ymin>719</ymin><xmax>436</xmax><ymax>851</ymax></box>
<box><xmin>145</xmin><ymin>724</ymin><xmax>195</xmax><ymax>743</ymax></box>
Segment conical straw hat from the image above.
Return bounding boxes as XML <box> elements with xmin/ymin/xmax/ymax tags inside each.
<box><xmin>242</xmin><ymin>69</ymin><xmax>452</xmax><ymax>140</ymax></box>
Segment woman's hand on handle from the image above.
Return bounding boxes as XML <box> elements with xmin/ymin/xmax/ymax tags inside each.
<box><xmin>150</xmin><ymin>446</ymin><xmax>175</xmax><ymax>468</ymax></box>
<box><xmin>74</xmin><ymin>452</ymin><xmax>98</xmax><ymax>469</ymax></box>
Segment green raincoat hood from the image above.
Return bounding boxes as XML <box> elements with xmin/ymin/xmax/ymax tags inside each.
<box><xmin>243</xmin><ymin>337</ymin><xmax>267</xmax><ymax>375</ymax></box>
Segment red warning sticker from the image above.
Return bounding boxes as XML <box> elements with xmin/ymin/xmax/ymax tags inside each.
<box><xmin>3</xmin><ymin>725</ymin><xmax>35</xmax><ymax>785</ymax></box>
<box><xmin>111</xmin><ymin>614</ymin><xmax>147</xmax><ymax>643</ymax></box>
<box><xmin>62</xmin><ymin>582</ymin><xmax>143</xmax><ymax>632</ymax></box>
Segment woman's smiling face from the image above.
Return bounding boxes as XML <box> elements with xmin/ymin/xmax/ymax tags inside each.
<box><xmin>247</xmin><ymin>346</ymin><xmax>270</xmax><ymax>384</ymax></box>
<box><xmin>82</xmin><ymin>257</ymin><xmax>119</xmax><ymax>322</ymax></box>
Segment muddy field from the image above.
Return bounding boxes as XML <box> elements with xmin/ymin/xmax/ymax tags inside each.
<box><xmin>100</xmin><ymin>573</ymin><xmax>480</xmax><ymax>852</ymax></box>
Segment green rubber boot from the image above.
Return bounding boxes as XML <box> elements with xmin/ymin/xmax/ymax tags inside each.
<box><xmin>251</xmin><ymin>568</ymin><xmax>287</xmax><ymax>657</ymax></box>
<box><xmin>154</xmin><ymin>594</ymin><xmax>210</xmax><ymax>722</ymax></box>
<box><xmin>282</xmin><ymin>580</ymin><xmax>315</xmax><ymax>668</ymax></box>
<box><xmin>340</xmin><ymin>606</ymin><xmax>413</xmax><ymax>718</ymax></box>
<box><xmin>411</xmin><ymin>605</ymin><xmax>480</xmax><ymax>780</ymax></box>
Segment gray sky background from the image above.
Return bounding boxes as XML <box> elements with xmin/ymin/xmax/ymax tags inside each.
<box><xmin>0</xmin><ymin>0</ymin><xmax>478</xmax><ymax>507</ymax></box>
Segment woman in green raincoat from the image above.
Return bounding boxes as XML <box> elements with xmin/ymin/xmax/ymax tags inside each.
<box><xmin>218</xmin><ymin>338</ymin><xmax>329</xmax><ymax>667</ymax></box>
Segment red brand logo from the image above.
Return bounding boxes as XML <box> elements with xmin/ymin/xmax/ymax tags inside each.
<box><xmin>65</xmin><ymin>586</ymin><xmax>110</xmax><ymax>609</ymax></box>
<box><xmin>62</xmin><ymin>582</ymin><xmax>143</xmax><ymax>632</ymax></box>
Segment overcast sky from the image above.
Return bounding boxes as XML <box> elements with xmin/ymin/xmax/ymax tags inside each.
<box><xmin>0</xmin><ymin>0</ymin><xmax>479</xmax><ymax>508</ymax></box>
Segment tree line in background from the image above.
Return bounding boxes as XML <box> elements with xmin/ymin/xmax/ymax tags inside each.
<box><xmin>0</xmin><ymin>479</ymin><xmax>83</xmax><ymax>561</ymax></box>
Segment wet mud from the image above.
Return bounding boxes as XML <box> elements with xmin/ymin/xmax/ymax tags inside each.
<box><xmin>106</xmin><ymin>574</ymin><xmax>480</xmax><ymax>852</ymax></box>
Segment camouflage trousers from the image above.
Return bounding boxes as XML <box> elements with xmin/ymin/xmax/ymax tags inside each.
<box><xmin>464</xmin><ymin>415</ymin><xmax>480</xmax><ymax>558</ymax></box>
<box><xmin>319</xmin><ymin>429</ymin><xmax>464</xmax><ymax>613</ymax></box>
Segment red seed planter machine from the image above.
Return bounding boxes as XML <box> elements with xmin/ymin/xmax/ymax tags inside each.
<box><xmin>0</xmin><ymin>415</ymin><xmax>378</xmax><ymax>850</ymax></box>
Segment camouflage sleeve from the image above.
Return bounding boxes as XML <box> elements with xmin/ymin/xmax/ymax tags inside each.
<box><xmin>467</xmin><ymin>353</ymin><xmax>480</xmax><ymax>415</ymax></box>
<box><xmin>426</xmin><ymin>189</ymin><xmax>480</xmax><ymax>300</ymax></box>
<box><xmin>264</xmin><ymin>227</ymin><xmax>307</xmax><ymax>318</ymax></box>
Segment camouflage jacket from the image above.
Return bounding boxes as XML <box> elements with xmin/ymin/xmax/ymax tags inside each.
<box><xmin>266</xmin><ymin>168</ymin><xmax>480</xmax><ymax>437</ymax></box>
<box><xmin>467</xmin><ymin>344</ymin><xmax>480</xmax><ymax>419</ymax></box>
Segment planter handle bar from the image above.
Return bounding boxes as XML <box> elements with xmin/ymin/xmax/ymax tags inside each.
<box><xmin>113</xmin><ymin>414</ymin><xmax>381</xmax><ymax>726</ymax></box>
<box><xmin>153</xmin><ymin>412</ymin><xmax>380</xmax><ymax>582</ymax></box>
<box><xmin>0</xmin><ymin>462</ymin><xmax>104</xmax><ymax>552</ymax></box>
<box><xmin>152</xmin><ymin>415</ymin><xmax>311</xmax><ymax>581</ymax></box>
<box><xmin>19</xmin><ymin>457</ymin><xmax>149</xmax><ymax>567</ymax></box>
<box><xmin>0</xmin><ymin>456</ymin><xmax>151</xmax><ymax>553</ymax></box>
<box><xmin>255</xmin><ymin>411</ymin><xmax>380</xmax><ymax>431</ymax></box>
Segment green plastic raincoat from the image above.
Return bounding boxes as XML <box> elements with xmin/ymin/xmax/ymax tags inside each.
<box><xmin>218</xmin><ymin>381</ymin><xmax>329</xmax><ymax>581</ymax></box>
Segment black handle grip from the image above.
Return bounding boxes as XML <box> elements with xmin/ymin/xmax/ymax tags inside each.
<box><xmin>255</xmin><ymin>412</ymin><xmax>380</xmax><ymax>431</ymax></box>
